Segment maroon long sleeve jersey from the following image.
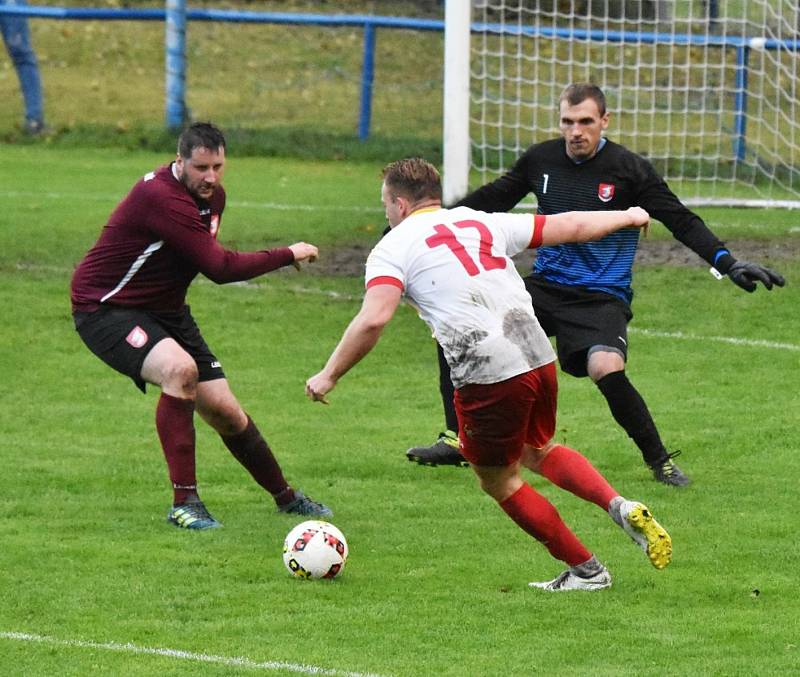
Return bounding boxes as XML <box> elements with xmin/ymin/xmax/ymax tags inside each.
<box><xmin>71</xmin><ymin>163</ymin><xmax>294</xmax><ymax>312</ymax></box>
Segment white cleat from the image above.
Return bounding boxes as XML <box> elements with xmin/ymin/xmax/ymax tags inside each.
<box><xmin>619</xmin><ymin>500</ymin><xmax>672</xmax><ymax>570</ymax></box>
<box><xmin>529</xmin><ymin>567</ymin><xmax>612</xmax><ymax>592</ymax></box>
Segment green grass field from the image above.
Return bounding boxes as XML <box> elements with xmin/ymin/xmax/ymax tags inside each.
<box><xmin>1</xmin><ymin>145</ymin><xmax>799</xmax><ymax>676</ymax></box>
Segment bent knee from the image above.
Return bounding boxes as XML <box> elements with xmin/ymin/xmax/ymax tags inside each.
<box><xmin>161</xmin><ymin>359</ymin><xmax>199</xmax><ymax>394</ymax></box>
<box><xmin>587</xmin><ymin>349</ymin><xmax>626</xmax><ymax>382</ymax></box>
<box><xmin>523</xmin><ymin>440</ymin><xmax>555</xmax><ymax>473</ymax></box>
<box><xmin>474</xmin><ymin>468</ymin><xmax>523</xmax><ymax>503</ymax></box>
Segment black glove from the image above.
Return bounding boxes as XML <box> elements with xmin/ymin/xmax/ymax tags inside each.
<box><xmin>727</xmin><ymin>260</ymin><xmax>786</xmax><ymax>293</ymax></box>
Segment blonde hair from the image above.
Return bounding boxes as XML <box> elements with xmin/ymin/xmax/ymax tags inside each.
<box><xmin>382</xmin><ymin>158</ymin><xmax>442</xmax><ymax>203</ymax></box>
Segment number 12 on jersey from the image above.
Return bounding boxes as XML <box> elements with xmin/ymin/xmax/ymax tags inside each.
<box><xmin>425</xmin><ymin>219</ymin><xmax>507</xmax><ymax>276</ymax></box>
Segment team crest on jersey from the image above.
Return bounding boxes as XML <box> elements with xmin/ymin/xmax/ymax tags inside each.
<box><xmin>598</xmin><ymin>183</ymin><xmax>615</xmax><ymax>202</ymax></box>
<box><xmin>210</xmin><ymin>215</ymin><xmax>220</xmax><ymax>237</ymax></box>
<box><xmin>126</xmin><ymin>326</ymin><xmax>148</xmax><ymax>349</ymax></box>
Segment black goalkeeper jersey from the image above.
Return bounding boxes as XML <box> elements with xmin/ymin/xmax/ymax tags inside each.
<box><xmin>458</xmin><ymin>138</ymin><xmax>728</xmax><ymax>302</ymax></box>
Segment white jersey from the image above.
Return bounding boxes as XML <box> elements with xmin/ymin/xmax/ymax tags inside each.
<box><xmin>365</xmin><ymin>206</ymin><xmax>556</xmax><ymax>388</ymax></box>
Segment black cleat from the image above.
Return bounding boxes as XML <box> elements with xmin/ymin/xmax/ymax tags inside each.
<box><xmin>651</xmin><ymin>450</ymin><xmax>691</xmax><ymax>487</ymax></box>
<box><xmin>278</xmin><ymin>490</ymin><xmax>333</xmax><ymax>517</ymax></box>
<box><xmin>406</xmin><ymin>431</ymin><xmax>468</xmax><ymax>467</ymax></box>
<box><xmin>167</xmin><ymin>499</ymin><xmax>221</xmax><ymax>530</ymax></box>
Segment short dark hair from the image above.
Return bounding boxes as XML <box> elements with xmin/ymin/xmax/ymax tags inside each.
<box><xmin>382</xmin><ymin>157</ymin><xmax>442</xmax><ymax>203</ymax></box>
<box><xmin>560</xmin><ymin>83</ymin><xmax>606</xmax><ymax>116</ymax></box>
<box><xmin>177</xmin><ymin>122</ymin><xmax>226</xmax><ymax>159</ymax></box>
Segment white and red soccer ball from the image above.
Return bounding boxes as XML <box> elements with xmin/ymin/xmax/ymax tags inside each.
<box><xmin>283</xmin><ymin>520</ymin><xmax>348</xmax><ymax>580</ymax></box>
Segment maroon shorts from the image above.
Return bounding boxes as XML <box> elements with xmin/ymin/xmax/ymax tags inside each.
<box><xmin>454</xmin><ymin>363</ymin><xmax>557</xmax><ymax>467</ymax></box>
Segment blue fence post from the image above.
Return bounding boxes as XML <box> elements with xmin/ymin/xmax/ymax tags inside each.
<box><xmin>358</xmin><ymin>22</ymin><xmax>376</xmax><ymax>141</ymax></box>
<box><xmin>707</xmin><ymin>0</ymin><xmax>719</xmax><ymax>28</ymax></box>
<box><xmin>165</xmin><ymin>0</ymin><xmax>187</xmax><ymax>129</ymax></box>
<box><xmin>733</xmin><ymin>44</ymin><xmax>750</xmax><ymax>162</ymax></box>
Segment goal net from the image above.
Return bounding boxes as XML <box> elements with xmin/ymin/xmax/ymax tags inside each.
<box><xmin>458</xmin><ymin>0</ymin><xmax>800</xmax><ymax>208</ymax></box>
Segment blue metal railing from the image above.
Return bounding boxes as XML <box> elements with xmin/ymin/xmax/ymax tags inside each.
<box><xmin>3</xmin><ymin>4</ymin><xmax>799</xmax><ymax>156</ymax></box>
<box><xmin>0</xmin><ymin>4</ymin><xmax>445</xmax><ymax>136</ymax></box>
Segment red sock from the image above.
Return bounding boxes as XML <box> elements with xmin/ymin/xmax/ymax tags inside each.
<box><xmin>220</xmin><ymin>415</ymin><xmax>292</xmax><ymax>504</ymax></box>
<box><xmin>155</xmin><ymin>393</ymin><xmax>197</xmax><ymax>505</ymax></box>
<box><xmin>538</xmin><ymin>444</ymin><xmax>618</xmax><ymax>510</ymax></box>
<box><xmin>499</xmin><ymin>483</ymin><xmax>592</xmax><ymax>566</ymax></box>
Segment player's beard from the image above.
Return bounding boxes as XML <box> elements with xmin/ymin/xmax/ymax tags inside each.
<box><xmin>179</xmin><ymin>172</ymin><xmax>215</xmax><ymax>202</ymax></box>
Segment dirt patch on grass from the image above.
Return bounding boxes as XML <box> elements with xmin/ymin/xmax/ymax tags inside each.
<box><xmin>307</xmin><ymin>238</ymin><xmax>798</xmax><ymax>277</ymax></box>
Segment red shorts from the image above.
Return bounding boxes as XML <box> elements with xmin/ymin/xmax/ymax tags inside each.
<box><xmin>454</xmin><ymin>363</ymin><xmax>557</xmax><ymax>467</ymax></box>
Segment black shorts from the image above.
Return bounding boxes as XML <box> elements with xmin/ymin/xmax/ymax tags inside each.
<box><xmin>524</xmin><ymin>275</ymin><xmax>633</xmax><ymax>378</ymax></box>
<box><xmin>73</xmin><ymin>305</ymin><xmax>225</xmax><ymax>392</ymax></box>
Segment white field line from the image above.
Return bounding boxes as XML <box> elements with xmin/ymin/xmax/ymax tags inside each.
<box><xmin>0</xmin><ymin>190</ymin><xmax>383</xmax><ymax>214</ymax></box>
<box><xmin>10</xmin><ymin>263</ymin><xmax>798</xmax><ymax>352</ymax></box>
<box><xmin>4</xmin><ymin>191</ymin><xmax>792</xmax><ymax>222</ymax></box>
<box><xmin>629</xmin><ymin>327</ymin><xmax>800</xmax><ymax>351</ymax></box>
<box><xmin>225</xmin><ymin>281</ymin><xmax>362</xmax><ymax>301</ymax></box>
<box><xmin>0</xmin><ymin>631</ymin><xmax>387</xmax><ymax>677</ymax></box>
<box><xmin>231</xmin><ymin>199</ymin><xmax>381</xmax><ymax>214</ymax></box>
<box><xmin>283</xmin><ymin>284</ymin><xmax>361</xmax><ymax>301</ymax></box>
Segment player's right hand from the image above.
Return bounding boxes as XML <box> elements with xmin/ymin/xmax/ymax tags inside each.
<box><xmin>306</xmin><ymin>372</ymin><xmax>334</xmax><ymax>404</ymax></box>
<box><xmin>289</xmin><ymin>242</ymin><xmax>319</xmax><ymax>264</ymax></box>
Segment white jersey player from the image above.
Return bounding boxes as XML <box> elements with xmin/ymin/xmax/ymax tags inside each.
<box><xmin>306</xmin><ymin>158</ymin><xmax>673</xmax><ymax>592</ymax></box>
<box><xmin>366</xmin><ymin>206</ymin><xmax>555</xmax><ymax>388</ymax></box>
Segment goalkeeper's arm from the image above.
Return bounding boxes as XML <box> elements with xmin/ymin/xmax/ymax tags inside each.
<box><xmin>637</xmin><ymin>171</ymin><xmax>786</xmax><ymax>292</ymax></box>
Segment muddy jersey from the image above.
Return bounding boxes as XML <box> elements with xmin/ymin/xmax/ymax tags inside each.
<box><xmin>71</xmin><ymin>163</ymin><xmax>294</xmax><ymax>312</ymax></box>
<box><xmin>365</xmin><ymin>206</ymin><xmax>556</xmax><ymax>389</ymax></box>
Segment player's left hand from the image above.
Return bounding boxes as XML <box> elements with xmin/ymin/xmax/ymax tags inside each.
<box><xmin>727</xmin><ymin>260</ymin><xmax>786</xmax><ymax>292</ymax></box>
<box><xmin>625</xmin><ymin>206</ymin><xmax>650</xmax><ymax>236</ymax></box>
<box><xmin>306</xmin><ymin>373</ymin><xmax>335</xmax><ymax>404</ymax></box>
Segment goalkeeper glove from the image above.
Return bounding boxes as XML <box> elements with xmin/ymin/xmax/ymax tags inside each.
<box><xmin>727</xmin><ymin>260</ymin><xmax>785</xmax><ymax>293</ymax></box>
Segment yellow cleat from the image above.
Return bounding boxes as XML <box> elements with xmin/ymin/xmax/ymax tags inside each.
<box><xmin>620</xmin><ymin>501</ymin><xmax>672</xmax><ymax>570</ymax></box>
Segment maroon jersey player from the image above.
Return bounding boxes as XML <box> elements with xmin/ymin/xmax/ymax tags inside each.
<box><xmin>71</xmin><ymin>122</ymin><xmax>331</xmax><ymax>529</ymax></box>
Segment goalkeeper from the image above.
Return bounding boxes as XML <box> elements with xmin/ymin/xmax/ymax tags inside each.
<box><xmin>407</xmin><ymin>83</ymin><xmax>785</xmax><ymax>486</ymax></box>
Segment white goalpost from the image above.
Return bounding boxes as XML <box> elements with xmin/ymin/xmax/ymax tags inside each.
<box><xmin>443</xmin><ymin>0</ymin><xmax>472</xmax><ymax>205</ymax></box>
<box><xmin>444</xmin><ymin>0</ymin><xmax>800</xmax><ymax>208</ymax></box>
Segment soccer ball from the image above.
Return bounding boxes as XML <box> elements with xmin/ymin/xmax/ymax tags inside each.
<box><xmin>283</xmin><ymin>520</ymin><xmax>348</xmax><ymax>580</ymax></box>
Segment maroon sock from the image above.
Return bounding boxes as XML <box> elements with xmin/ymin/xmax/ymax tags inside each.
<box><xmin>538</xmin><ymin>444</ymin><xmax>619</xmax><ymax>511</ymax></box>
<box><xmin>155</xmin><ymin>393</ymin><xmax>198</xmax><ymax>505</ymax></box>
<box><xmin>221</xmin><ymin>415</ymin><xmax>293</xmax><ymax>505</ymax></box>
<box><xmin>499</xmin><ymin>483</ymin><xmax>592</xmax><ymax>567</ymax></box>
